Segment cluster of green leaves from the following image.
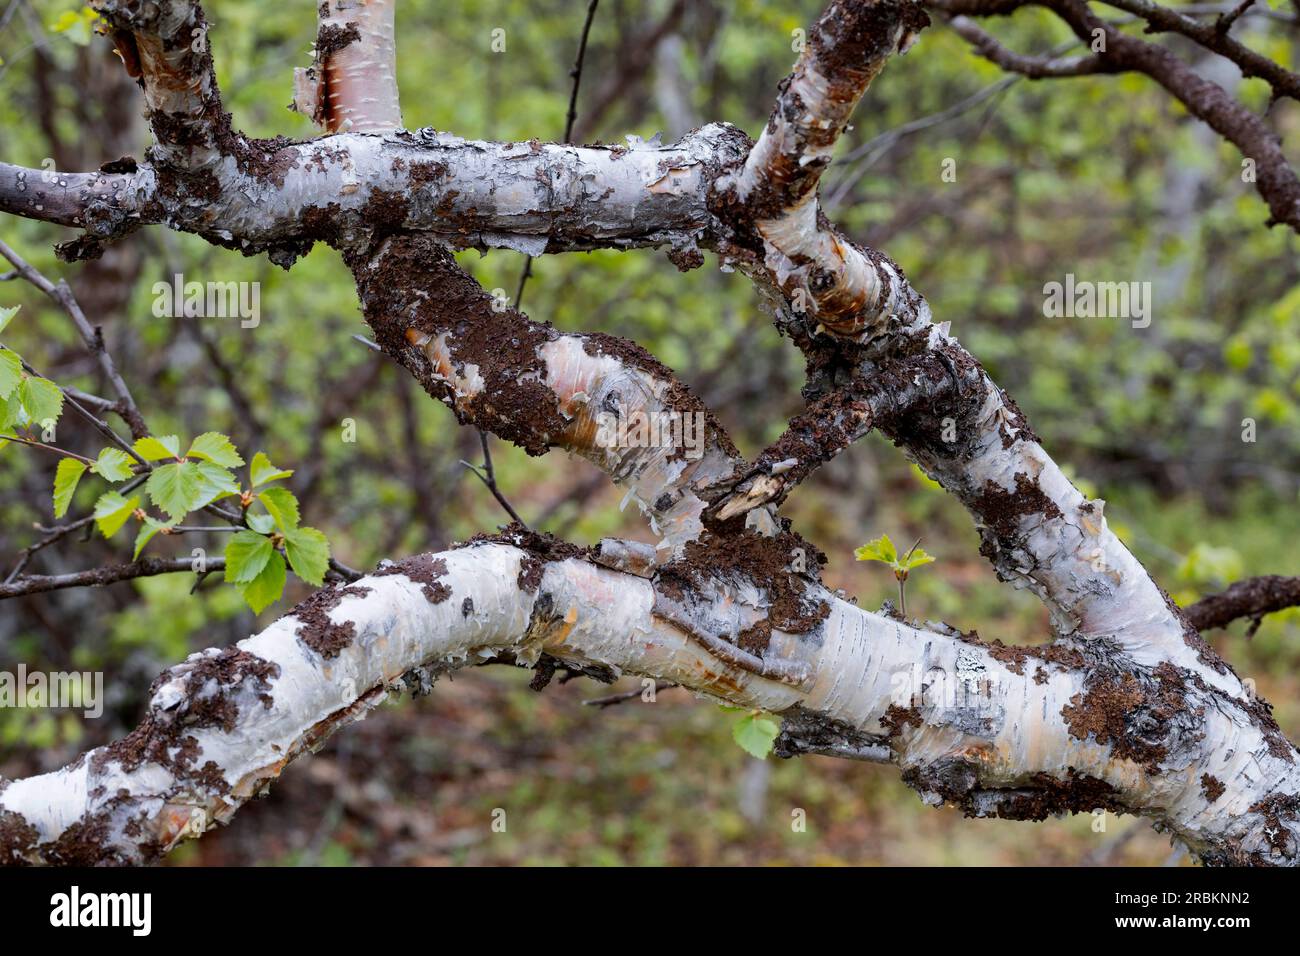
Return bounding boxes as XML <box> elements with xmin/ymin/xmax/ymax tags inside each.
<box><xmin>855</xmin><ymin>533</ymin><xmax>936</xmax><ymax>580</ymax></box>
<box><xmin>0</xmin><ymin>306</ymin><xmax>65</xmax><ymax>439</ymax></box>
<box><xmin>71</xmin><ymin>433</ymin><xmax>327</xmax><ymax>613</ymax></box>
<box><xmin>6</xmin><ymin>300</ymin><xmax>327</xmax><ymax>613</ymax></box>
<box><xmin>856</xmin><ymin>533</ymin><xmax>937</xmax><ymax>618</ymax></box>
<box><xmin>222</xmin><ymin>453</ymin><xmax>330</xmax><ymax>612</ymax></box>
<box><xmin>721</xmin><ymin>706</ymin><xmax>781</xmax><ymax>760</ymax></box>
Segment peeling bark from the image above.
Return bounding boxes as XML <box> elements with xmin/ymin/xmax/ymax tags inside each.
<box><xmin>2</xmin><ymin>542</ymin><xmax>1295</xmax><ymax>865</ymax></box>
<box><xmin>293</xmin><ymin>0</ymin><xmax>402</xmax><ymax>133</ymax></box>
<box><xmin>91</xmin><ymin>0</ymin><xmax>224</xmax><ymax>169</ymax></box>
<box><xmin>349</xmin><ymin>234</ymin><xmax>772</xmax><ymax>553</ymax></box>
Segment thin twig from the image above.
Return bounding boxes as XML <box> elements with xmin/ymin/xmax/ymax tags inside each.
<box><xmin>4</xmin><ymin>473</ymin><xmax>151</xmax><ymax>583</ymax></box>
<box><xmin>583</xmin><ymin>682</ymin><xmax>680</xmax><ymax>707</ymax></box>
<box><xmin>5</xmin><ymin>346</ymin><xmax>147</xmax><ymax>467</ymax></box>
<box><xmin>2</xmin><ymin>433</ymin><xmax>95</xmax><ymax>464</ymax></box>
<box><xmin>462</xmin><ymin>431</ymin><xmax>528</xmax><ymax>527</ymax></box>
<box><xmin>0</xmin><ymin>556</ymin><xmax>229</xmax><ymax>601</ymax></box>
<box><xmin>0</xmin><ymin>238</ymin><xmax>149</xmax><ymax>439</ymax></box>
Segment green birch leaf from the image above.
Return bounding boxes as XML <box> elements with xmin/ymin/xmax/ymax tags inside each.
<box><xmin>52</xmin><ymin>458</ymin><xmax>87</xmax><ymax>518</ymax></box>
<box><xmin>187</xmin><ymin>432</ymin><xmax>244</xmax><ymax>468</ymax></box>
<box><xmin>93</xmin><ymin>491</ymin><xmax>139</xmax><ymax>538</ymax></box>
<box><xmin>258</xmin><ymin>487</ymin><xmax>300</xmax><ymax>531</ymax></box>
<box><xmin>133</xmin><ymin>435</ymin><xmax>181</xmax><ymax>461</ymax></box>
<box><xmin>249</xmin><ymin>451</ymin><xmax>293</xmax><ymax>487</ymax></box>
<box><xmin>89</xmin><ymin>447</ymin><xmax>134</xmax><ymax>482</ymax></box>
<box><xmin>224</xmin><ymin>530</ymin><xmax>274</xmax><ymax>584</ymax></box>
<box><xmin>133</xmin><ymin>516</ymin><xmax>168</xmax><ymax>560</ymax></box>
<box><xmin>239</xmin><ymin>551</ymin><xmax>286</xmax><ymax>614</ymax></box>
<box><xmin>854</xmin><ymin>533</ymin><xmax>898</xmax><ymax>566</ymax></box>
<box><xmin>18</xmin><ymin>376</ymin><xmax>63</xmax><ymax>427</ymax></box>
<box><xmin>145</xmin><ymin>461</ymin><xmax>204</xmax><ymax>521</ymax></box>
<box><xmin>0</xmin><ymin>350</ymin><xmax>21</xmax><ymax>399</ymax></box>
<box><xmin>732</xmin><ymin>713</ymin><xmax>780</xmax><ymax>760</ymax></box>
<box><xmin>283</xmin><ymin>526</ymin><xmax>329</xmax><ymax>586</ymax></box>
<box><xmin>0</xmin><ymin>304</ymin><xmax>18</xmax><ymax>335</ymax></box>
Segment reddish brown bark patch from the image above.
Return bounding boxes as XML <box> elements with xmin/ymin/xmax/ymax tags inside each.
<box><xmin>972</xmin><ymin>472</ymin><xmax>1064</xmax><ymax>543</ymax></box>
<box><xmin>979</xmin><ymin>770</ymin><xmax>1124</xmax><ymax>822</ymax></box>
<box><xmin>373</xmin><ymin>555</ymin><xmax>451</xmax><ymax>604</ymax></box>
<box><xmin>293</xmin><ymin>583</ymin><xmax>374</xmax><ymax>660</ymax></box>
<box><xmin>1061</xmin><ymin>662</ymin><xmax>1198</xmax><ymax>772</ymax></box>
<box><xmin>1201</xmin><ymin>774</ymin><xmax>1226</xmax><ymax>803</ymax></box>
<box><xmin>0</xmin><ymin>809</ymin><xmax>38</xmax><ymax>866</ymax></box>
<box><xmin>881</xmin><ymin>703</ymin><xmax>924</xmax><ymax>737</ymax></box>
<box><xmin>467</xmin><ymin>523</ymin><xmax>592</xmax><ymax>562</ymax></box>
<box><xmin>93</xmin><ymin>647</ymin><xmax>282</xmax><ymax>793</ymax></box>
<box><xmin>654</xmin><ymin>525</ymin><xmax>829</xmax><ymax>655</ymax></box>
<box><xmin>1247</xmin><ymin>793</ymin><xmax>1299</xmax><ymax>858</ymax></box>
<box><xmin>316</xmin><ymin>21</ymin><xmax>361</xmax><ymax>57</ymax></box>
<box><xmin>349</xmin><ymin>235</ymin><xmax>570</xmax><ymax>457</ymax></box>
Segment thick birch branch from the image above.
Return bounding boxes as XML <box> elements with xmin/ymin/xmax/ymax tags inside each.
<box><xmin>712</xmin><ymin>0</ymin><xmax>1242</xmax><ymax>695</ymax></box>
<box><xmin>0</xmin><ymin>125</ymin><xmax>746</xmax><ymax>265</ymax></box>
<box><xmin>91</xmin><ymin>0</ymin><xmax>224</xmax><ymax>168</ymax></box>
<box><xmin>2</xmin><ymin>540</ymin><xmax>1296</xmax><ymax>865</ymax></box>
<box><xmin>293</xmin><ymin>0</ymin><xmax>403</xmax><ymax>133</ymax></box>
<box><xmin>349</xmin><ymin>234</ymin><xmax>774</xmax><ymax>553</ymax></box>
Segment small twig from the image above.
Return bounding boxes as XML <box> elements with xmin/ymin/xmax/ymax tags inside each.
<box><xmin>0</xmin><ymin>238</ymin><xmax>149</xmax><ymax>439</ymax></box>
<box><xmin>0</xmin><ymin>556</ymin><xmax>228</xmax><ymax>601</ymax></box>
<box><xmin>1216</xmin><ymin>0</ymin><xmax>1256</xmax><ymax>32</ymax></box>
<box><xmin>3</xmin><ymin>433</ymin><xmax>96</xmax><ymax>464</ymax></box>
<box><xmin>461</xmin><ymin>431</ymin><xmax>528</xmax><ymax>527</ymax></box>
<box><xmin>583</xmin><ymin>682</ymin><xmax>680</xmax><ymax>707</ymax></box>
<box><xmin>328</xmin><ymin>557</ymin><xmax>363</xmax><ymax>583</ymax></box>
<box><xmin>5</xmin><ymin>473</ymin><xmax>151</xmax><ymax>584</ymax></box>
<box><xmin>5</xmin><ymin>347</ymin><xmax>147</xmax><ymax>468</ymax></box>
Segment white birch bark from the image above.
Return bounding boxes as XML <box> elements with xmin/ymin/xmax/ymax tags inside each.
<box><xmin>3</xmin><ymin>543</ymin><xmax>1294</xmax><ymax>865</ymax></box>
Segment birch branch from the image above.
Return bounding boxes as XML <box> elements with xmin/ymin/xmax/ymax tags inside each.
<box><xmin>2</xmin><ymin>540</ymin><xmax>1295</xmax><ymax>865</ymax></box>
<box><xmin>0</xmin><ymin>124</ymin><xmax>746</xmax><ymax>266</ymax></box>
<box><xmin>1183</xmin><ymin>575</ymin><xmax>1300</xmax><ymax>632</ymax></box>
<box><xmin>91</xmin><ymin>0</ymin><xmax>224</xmax><ymax>168</ymax></box>
<box><xmin>0</xmin><ymin>557</ymin><xmax>225</xmax><ymax>600</ymax></box>
<box><xmin>349</xmin><ymin>233</ymin><xmax>773</xmax><ymax>553</ymax></box>
<box><xmin>712</xmin><ymin>0</ymin><xmax>1243</xmax><ymax>694</ymax></box>
<box><xmin>293</xmin><ymin>0</ymin><xmax>403</xmax><ymax>133</ymax></box>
